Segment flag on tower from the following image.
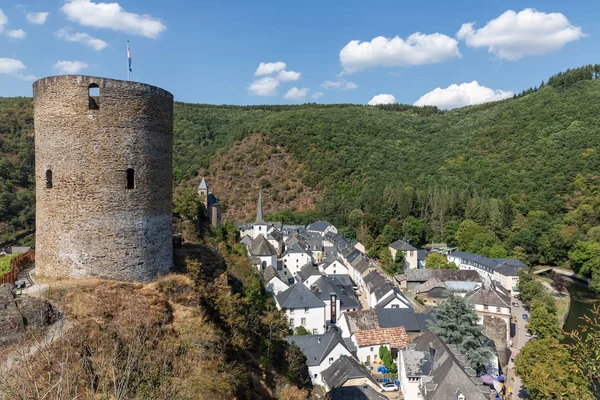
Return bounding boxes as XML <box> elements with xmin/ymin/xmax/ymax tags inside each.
<box><xmin>127</xmin><ymin>41</ymin><xmax>132</xmax><ymax>73</ymax></box>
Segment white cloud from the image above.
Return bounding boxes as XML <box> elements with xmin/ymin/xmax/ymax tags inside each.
<box><xmin>254</xmin><ymin>61</ymin><xmax>286</xmax><ymax>76</ymax></box>
<box><xmin>276</xmin><ymin>70</ymin><xmax>301</xmax><ymax>82</ymax></box>
<box><xmin>7</xmin><ymin>29</ymin><xmax>25</xmax><ymax>39</ymax></box>
<box><xmin>284</xmin><ymin>87</ymin><xmax>309</xmax><ymax>101</ymax></box>
<box><xmin>312</xmin><ymin>91</ymin><xmax>324</xmax><ymax>100</ymax></box>
<box><xmin>457</xmin><ymin>8</ymin><xmax>585</xmax><ymax>60</ymax></box>
<box><xmin>61</xmin><ymin>0</ymin><xmax>166</xmax><ymax>39</ymax></box>
<box><xmin>0</xmin><ymin>10</ymin><xmax>8</xmax><ymax>33</ymax></box>
<box><xmin>367</xmin><ymin>94</ymin><xmax>396</xmax><ymax>105</ymax></box>
<box><xmin>414</xmin><ymin>81</ymin><xmax>513</xmax><ymax>109</ymax></box>
<box><xmin>56</xmin><ymin>28</ymin><xmax>108</xmax><ymax>51</ymax></box>
<box><xmin>54</xmin><ymin>60</ymin><xmax>89</xmax><ymax>74</ymax></box>
<box><xmin>340</xmin><ymin>33</ymin><xmax>460</xmax><ymax>72</ymax></box>
<box><xmin>0</xmin><ymin>58</ymin><xmax>35</xmax><ymax>80</ymax></box>
<box><xmin>321</xmin><ymin>75</ymin><xmax>358</xmax><ymax>90</ymax></box>
<box><xmin>248</xmin><ymin>77</ymin><xmax>279</xmax><ymax>96</ymax></box>
<box><xmin>26</xmin><ymin>12</ymin><xmax>49</xmax><ymax>25</ymax></box>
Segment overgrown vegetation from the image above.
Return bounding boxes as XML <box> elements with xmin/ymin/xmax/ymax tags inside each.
<box><xmin>0</xmin><ymin>252</ymin><xmax>20</xmax><ymax>275</ymax></box>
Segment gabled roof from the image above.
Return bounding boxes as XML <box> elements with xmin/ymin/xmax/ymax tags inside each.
<box><xmin>240</xmin><ymin>235</ymin><xmax>253</xmax><ymax>246</ymax></box>
<box><xmin>282</xmin><ymin>242</ymin><xmax>312</xmax><ymax>257</ymax></box>
<box><xmin>353</xmin><ymin>327</ymin><xmax>408</xmax><ymax>348</ymax></box>
<box><xmin>275</xmin><ymin>284</ymin><xmax>325</xmax><ymax>309</ymax></box>
<box><xmin>343</xmin><ymin>308</ymin><xmax>432</xmax><ymax>334</ymax></box>
<box><xmin>321</xmin><ymin>355</ymin><xmax>379</xmax><ymax>390</ymax></box>
<box><xmin>389</xmin><ymin>239</ymin><xmax>417</xmax><ymax>251</ymax></box>
<box><xmin>310</xmin><ymin>276</ymin><xmax>360</xmax><ymax>311</ymax></box>
<box><xmin>296</xmin><ymin>263</ymin><xmax>322</xmax><ymax>282</ymax></box>
<box><xmin>397</xmin><ymin>269</ymin><xmax>483</xmax><ymax>284</ymax></box>
<box><xmin>465</xmin><ymin>282</ymin><xmax>511</xmax><ymax>308</ymax></box>
<box><xmin>248</xmin><ymin>234</ymin><xmax>278</xmax><ymax>257</ymax></box>
<box><xmin>449</xmin><ymin>251</ymin><xmax>526</xmax><ymax>276</ymax></box>
<box><xmin>374</xmin><ymin>288</ymin><xmax>412</xmax><ymax>308</ymax></box>
<box><xmin>321</xmin><ymin>257</ymin><xmax>345</xmax><ymax>270</ymax></box>
<box><xmin>285</xmin><ymin>331</ymin><xmax>350</xmax><ymax>366</ymax></box>
<box><xmin>307</xmin><ymin>221</ymin><xmax>333</xmax><ymax>232</ymax></box>
<box><xmin>409</xmin><ymin>332</ymin><xmax>489</xmax><ymax>400</ymax></box>
<box><xmin>267</xmin><ymin>229</ymin><xmax>283</xmax><ymax>242</ymax></box>
<box><xmin>263</xmin><ymin>265</ymin><xmax>286</xmax><ymax>284</ymax></box>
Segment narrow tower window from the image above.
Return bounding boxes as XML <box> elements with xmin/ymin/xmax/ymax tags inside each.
<box><xmin>46</xmin><ymin>169</ymin><xmax>53</xmax><ymax>189</ymax></box>
<box><xmin>126</xmin><ymin>168</ymin><xmax>135</xmax><ymax>190</ymax></box>
<box><xmin>88</xmin><ymin>83</ymin><xmax>100</xmax><ymax>110</ymax></box>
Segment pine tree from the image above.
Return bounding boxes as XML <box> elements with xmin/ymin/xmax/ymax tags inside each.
<box><xmin>429</xmin><ymin>295</ymin><xmax>492</xmax><ymax>374</ymax></box>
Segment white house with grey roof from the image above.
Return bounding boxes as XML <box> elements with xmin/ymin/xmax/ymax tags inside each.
<box><xmin>262</xmin><ymin>266</ymin><xmax>289</xmax><ymax>295</ymax></box>
<box><xmin>308</xmin><ymin>275</ymin><xmax>361</xmax><ymax>328</ymax></box>
<box><xmin>247</xmin><ymin>234</ymin><xmax>278</xmax><ymax>271</ymax></box>
<box><xmin>295</xmin><ymin>263</ymin><xmax>323</xmax><ymax>287</ymax></box>
<box><xmin>398</xmin><ymin>331</ymin><xmax>491</xmax><ymax>400</ymax></box>
<box><xmin>275</xmin><ymin>284</ymin><xmax>326</xmax><ymax>334</ymax></box>
<box><xmin>281</xmin><ymin>241</ymin><xmax>314</xmax><ymax>276</ymax></box>
<box><xmin>389</xmin><ymin>239</ymin><xmax>418</xmax><ymax>270</ymax></box>
<box><xmin>363</xmin><ymin>270</ymin><xmax>411</xmax><ymax>309</ymax></box>
<box><xmin>285</xmin><ymin>331</ymin><xmax>354</xmax><ymax>387</ymax></box>
<box><xmin>307</xmin><ymin>221</ymin><xmax>337</xmax><ymax>237</ymax></box>
<box><xmin>319</xmin><ymin>258</ymin><xmax>348</xmax><ymax>276</ymax></box>
<box><xmin>447</xmin><ymin>251</ymin><xmax>526</xmax><ymax>294</ymax></box>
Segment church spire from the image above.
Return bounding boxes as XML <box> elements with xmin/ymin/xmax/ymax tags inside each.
<box><xmin>198</xmin><ymin>177</ymin><xmax>208</xmax><ymax>190</ymax></box>
<box><xmin>255</xmin><ymin>190</ymin><xmax>265</xmax><ymax>223</ymax></box>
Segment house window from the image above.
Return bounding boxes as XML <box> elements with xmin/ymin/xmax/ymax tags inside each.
<box><xmin>314</xmin><ymin>374</ymin><xmax>317</xmax><ymax>378</ymax></box>
<box><xmin>45</xmin><ymin>169</ymin><xmax>53</xmax><ymax>189</ymax></box>
<box><xmin>261</xmin><ymin>261</ymin><xmax>267</xmax><ymax>270</ymax></box>
<box><xmin>289</xmin><ymin>319</ymin><xmax>294</xmax><ymax>328</ymax></box>
<box><xmin>304</xmin><ymin>307</ymin><xmax>309</xmax><ymax>313</ymax></box>
<box><xmin>484</xmin><ymin>305</ymin><xmax>489</xmax><ymax>311</ymax></box>
<box><xmin>301</xmin><ymin>318</ymin><xmax>306</xmax><ymax>326</ymax></box>
<box><xmin>126</xmin><ymin>168</ymin><xmax>135</xmax><ymax>189</ymax></box>
<box><xmin>496</xmin><ymin>307</ymin><xmax>502</xmax><ymax>313</ymax></box>
<box><xmin>329</xmin><ymin>357</ymin><xmax>334</xmax><ymax>364</ymax></box>
<box><xmin>88</xmin><ymin>83</ymin><xmax>100</xmax><ymax>110</ymax></box>
<box><xmin>370</xmin><ymin>347</ymin><xmax>374</xmax><ymax>352</ymax></box>
<box><xmin>313</xmin><ymin>329</ymin><xmax>318</xmax><ymax>334</ymax></box>
<box><xmin>392</xmin><ymin>304</ymin><xmax>399</xmax><ymax>309</ymax></box>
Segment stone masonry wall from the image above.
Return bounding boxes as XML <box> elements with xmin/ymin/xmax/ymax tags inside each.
<box><xmin>33</xmin><ymin>75</ymin><xmax>173</xmax><ymax>281</ymax></box>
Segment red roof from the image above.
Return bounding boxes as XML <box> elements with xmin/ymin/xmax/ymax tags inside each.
<box><xmin>353</xmin><ymin>327</ymin><xmax>408</xmax><ymax>348</ymax></box>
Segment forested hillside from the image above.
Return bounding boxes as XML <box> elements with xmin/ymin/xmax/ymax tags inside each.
<box><xmin>3</xmin><ymin>65</ymin><xmax>600</xmax><ymax>287</ymax></box>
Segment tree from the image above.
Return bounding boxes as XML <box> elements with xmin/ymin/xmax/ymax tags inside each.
<box><xmin>284</xmin><ymin>344</ymin><xmax>312</xmax><ymax>390</ymax></box>
<box><xmin>175</xmin><ymin>186</ymin><xmax>206</xmax><ymax>220</ymax></box>
<box><xmin>292</xmin><ymin>326</ymin><xmax>311</xmax><ymax>336</ymax></box>
<box><xmin>402</xmin><ymin>216</ymin><xmax>424</xmax><ymax>247</ymax></box>
<box><xmin>383</xmin><ymin>249</ymin><xmax>405</xmax><ymax>276</ymax></box>
<box><xmin>526</xmin><ymin>303</ymin><xmax>562</xmax><ymax>340</ymax></box>
<box><xmin>429</xmin><ymin>295</ymin><xmax>492</xmax><ymax>374</ymax></box>
<box><xmin>515</xmin><ymin>338</ymin><xmax>594</xmax><ymax>400</ymax></box>
<box><xmin>565</xmin><ymin>304</ymin><xmax>600</xmax><ymax>394</ymax></box>
<box><xmin>569</xmin><ymin>241</ymin><xmax>600</xmax><ymax>292</ymax></box>
<box><xmin>517</xmin><ymin>271</ymin><xmax>545</xmax><ymax>305</ymax></box>
<box><xmin>548</xmin><ymin>270</ymin><xmax>566</xmax><ymax>293</ymax></box>
<box><xmin>378</xmin><ymin>346</ymin><xmax>397</xmax><ymax>373</ymax></box>
<box><xmin>424</xmin><ymin>253</ymin><xmax>458</xmax><ymax>270</ymax></box>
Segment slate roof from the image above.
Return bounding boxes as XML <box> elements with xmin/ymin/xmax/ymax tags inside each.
<box><xmin>328</xmin><ymin>386</ymin><xmax>389</xmax><ymax>400</ymax></box>
<box><xmin>310</xmin><ymin>276</ymin><xmax>360</xmax><ymax>311</ymax></box>
<box><xmin>1</xmin><ymin>246</ymin><xmax>30</xmax><ymax>255</ymax></box>
<box><xmin>275</xmin><ymin>284</ymin><xmax>325</xmax><ymax>309</ymax></box>
<box><xmin>321</xmin><ymin>258</ymin><xmax>346</xmax><ymax>270</ymax></box>
<box><xmin>449</xmin><ymin>251</ymin><xmax>526</xmax><ymax>276</ymax></box>
<box><xmin>409</xmin><ymin>332</ymin><xmax>489</xmax><ymax>400</ymax></box>
<box><xmin>389</xmin><ymin>239</ymin><xmax>417</xmax><ymax>251</ymax></box>
<box><xmin>364</xmin><ymin>270</ymin><xmax>386</xmax><ymax>292</ymax></box>
<box><xmin>353</xmin><ymin>327</ymin><xmax>408</xmax><ymax>348</ymax></box>
<box><xmin>248</xmin><ymin>235</ymin><xmax>278</xmax><ymax>257</ymax></box>
<box><xmin>267</xmin><ymin>230</ymin><xmax>283</xmax><ymax>242</ymax></box>
<box><xmin>465</xmin><ymin>282</ymin><xmax>511</xmax><ymax>309</ymax></box>
<box><xmin>282</xmin><ymin>241</ymin><xmax>312</xmax><ymax>257</ymax></box>
<box><xmin>374</xmin><ymin>288</ymin><xmax>412</xmax><ymax>308</ymax></box>
<box><xmin>263</xmin><ymin>265</ymin><xmax>286</xmax><ymax>284</ymax></box>
<box><xmin>321</xmin><ymin>355</ymin><xmax>379</xmax><ymax>390</ymax></box>
<box><xmin>397</xmin><ymin>269</ymin><xmax>483</xmax><ymax>284</ymax></box>
<box><xmin>240</xmin><ymin>235</ymin><xmax>253</xmax><ymax>246</ymax></box>
<box><xmin>296</xmin><ymin>264</ymin><xmax>322</xmax><ymax>282</ymax></box>
<box><xmin>414</xmin><ymin>278</ymin><xmax>444</xmax><ymax>294</ymax></box>
<box><xmin>285</xmin><ymin>331</ymin><xmax>350</xmax><ymax>366</ymax></box>
<box><xmin>343</xmin><ymin>308</ymin><xmax>433</xmax><ymax>334</ymax></box>
<box><xmin>307</xmin><ymin>221</ymin><xmax>333</xmax><ymax>232</ymax></box>
<box><xmin>198</xmin><ymin>177</ymin><xmax>208</xmax><ymax>190</ymax></box>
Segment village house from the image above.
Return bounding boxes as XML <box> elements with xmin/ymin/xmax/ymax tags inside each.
<box><xmin>308</xmin><ymin>275</ymin><xmax>361</xmax><ymax>326</ymax></box>
<box><xmin>319</xmin><ymin>257</ymin><xmax>349</xmax><ymax>276</ymax></box>
<box><xmin>388</xmin><ymin>239</ymin><xmax>418</xmax><ymax>269</ymax></box>
<box><xmin>285</xmin><ymin>331</ymin><xmax>354</xmax><ymax>387</ymax></box>
<box><xmin>337</xmin><ymin>308</ymin><xmax>432</xmax><ymax>340</ymax></box>
<box><xmin>307</xmin><ymin>221</ymin><xmax>338</xmax><ymax>237</ymax></box>
<box><xmin>398</xmin><ymin>331</ymin><xmax>491</xmax><ymax>400</ymax></box>
<box><xmin>281</xmin><ymin>241</ymin><xmax>314</xmax><ymax>276</ymax></box>
<box><xmin>350</xmin><ymin>326</ymin><xmax>408</xmax><ymax>365</ymax></box>
<box><xmin>247</xmin><ymin>234</ymin><xmax>278</xmax><ymax>270</ymax></box>
<box><xmin>415</xmin><ymin>279</ymin><xmax>482</xmax><ymax>306</ymax></box>
<box><xmin>262</xmin><ymin>266</ymin><xmax>289</xmax><ymax>295</ymax></box>
<box><xmin>321</xmin><ymin>355</ymin><xmax>384</xmax><ymax>394</ymax></box>
<box><xmin>446</xmin><ymin>251</ymin><xmax>526</xmax><ymax>294</ymax></box>
<box><xmin>395</xmin><ymin>269</ymin><xmax>482</xmax><ymax>291</ymax></box>
<box><xmin>275</xmin><ymin>284</ymin><xmax>326</xmax><ymax>334</ymax></box>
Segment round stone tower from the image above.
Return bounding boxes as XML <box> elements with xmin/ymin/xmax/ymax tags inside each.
<box><xmin>33</xmin><ymin>75</ymin><xmax>173</xmax><ymax>281</ymax></box>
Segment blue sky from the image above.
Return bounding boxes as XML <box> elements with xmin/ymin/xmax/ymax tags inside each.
<box><xmin>1</xmin><ymin>0</ymin><xmax>599</xmax><ymax>107</ymax></box>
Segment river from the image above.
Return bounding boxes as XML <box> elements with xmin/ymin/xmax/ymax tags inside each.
<box><xmin>562</xmin><ymin>277</ymin><xmax>600</xmax><ymax>336</ymax></box>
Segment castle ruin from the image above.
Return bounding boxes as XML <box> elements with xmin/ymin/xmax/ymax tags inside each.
<box><xmin>33</xmin><ymin>75</ymin><xmax>173</xmax><ymax>281</ymax></box>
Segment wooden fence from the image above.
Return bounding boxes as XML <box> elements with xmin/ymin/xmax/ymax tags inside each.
<box><xmin>1</xmin><ymin>250</ymin><xmax>35</xmax><ymax>285</ymax></box>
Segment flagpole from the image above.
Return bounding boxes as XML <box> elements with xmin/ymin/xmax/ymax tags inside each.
<box><xmin>127</xmin><ymin>41</ymin><xmax>130</xmax><ymax>81</ymax></box>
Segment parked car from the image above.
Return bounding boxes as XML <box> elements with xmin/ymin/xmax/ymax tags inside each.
<box><xmin>381</xmin><ymin>382</ymin><xmax>399</xmax><ymax>392</ymax></box>
<box><xmin>523</xmin><ymin>314</ymin><xmax>529</xmax><ymax>319</ymax></box>
<box><xmin>514</xmin><ymin>294</ymin><xmax>521</xmax><ymax>300</ymax></box>
<box><xmin>512</xmin><ymin>302</ymin><xmax>519</xmax><ymax>307</ymax></box>
<box><xmin>525</xmin><ymin>331</ymin><xmax>532</xmax><ymax>337</ymax></box>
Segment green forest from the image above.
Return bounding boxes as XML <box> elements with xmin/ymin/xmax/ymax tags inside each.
<box><xmin>3</xmin><ymin>65</ymin><xmax>600</xmax><ymax>288</ymax></box>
